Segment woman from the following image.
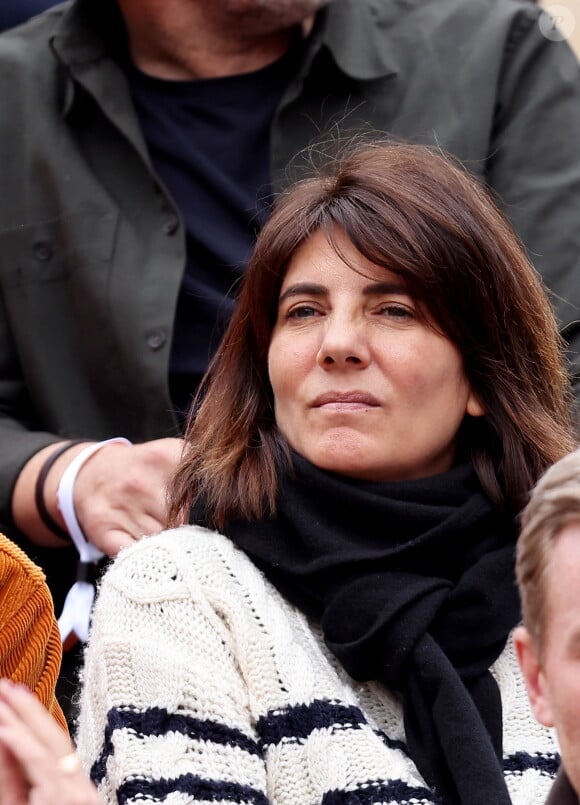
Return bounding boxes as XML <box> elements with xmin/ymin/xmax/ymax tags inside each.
<box><xmin>2</xmin><ymin>142</ymin><xmax>573</xmax><ymax>804</ymax></box>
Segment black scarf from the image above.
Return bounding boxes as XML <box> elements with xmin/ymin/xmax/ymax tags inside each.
<box><xmin>194</xmin><ymin>456</ymin><xmax>520</xmax><ymax>805</ymax></box>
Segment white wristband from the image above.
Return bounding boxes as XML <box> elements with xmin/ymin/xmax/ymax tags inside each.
<box><xmin>56</xmin><ymin>437</ymin><xmax>132</xmax><ymax>561</ymax></box>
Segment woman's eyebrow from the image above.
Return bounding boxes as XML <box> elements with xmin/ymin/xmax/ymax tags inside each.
<box><xmin>363</xmin><ymin>281</ymin><xmax>408</xmax><ymax>296</ymax></box>
<box><xmin>278</xmin><ymin>280</ymin><xmax>409</xmax><ymax>305</ymax></box>
<box><xmin>278</xmin><ymin>283</ymin><xmax>327</xmax><ymax>303</ymax></box>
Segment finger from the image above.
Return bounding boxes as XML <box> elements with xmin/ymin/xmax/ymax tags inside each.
<box><xmin>109</xmin><ymin>508</ymin><xmax>167</xmax><ymax>538</ymax></box>
<box><xmin>0</xmin><ymin>715</ymin><xmax>57</xmax><ymax>788</ymax></box>
<box><xmin>0</xmin><ymin>724</ymin><xmax>98</xmax><ymax>805</ymax></box>
<box><xmin>95</xmin><ymin>528</ymin><xmax>136</xmax><ymax>556</ymax></box>
<box><xmin>92</xmin><ymin>511</ymin><xmax>169</xmax><ymax>555</ymax></box>
<box><xmin>132</xmin><ymin>492</ymin><xmax>170</xmax><ymax>524</ymax></box>
<box><xmin>95</xmin><ymin>525</ymin><xmax>159</xmax><ymax>557</ymax></box>
<box><xmin>0</xmin><ymin>707</ymin><xmax>99</xmax><ymax>805</ymax></box>
<box><xmin>0</xmin><ymin>682</ymin><xmax>71</xmax><ymax>756</ymax></box>
<box><xmin>80</xmin><ymin>495</ymin><xmax>167</xmax><ymax>544</ymax></box>
<box><xmin>131</xmin><ymin>513</ymin><xmax>167</xmax><ymax>538</ymax></box>
<box><xmin>0</xmin><ymin>740</ymin><xmax>28</xmax><ymax>805</ymax></box>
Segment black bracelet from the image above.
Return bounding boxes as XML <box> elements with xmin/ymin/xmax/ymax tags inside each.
<box><xmin>34</xmin><ymin>440</ymin><xmax>86</xmax><ymax>541</ymax></box>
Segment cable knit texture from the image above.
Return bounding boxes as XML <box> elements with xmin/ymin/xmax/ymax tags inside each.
<box><xmin>0</xmin><ymin>533</ymin><xmax>66</xmax><ymax>731</ymax></box>
<box><xmin>77</xmin><ymin>526</ymin><xmax>559</xmax><ymax>804</ymax></box>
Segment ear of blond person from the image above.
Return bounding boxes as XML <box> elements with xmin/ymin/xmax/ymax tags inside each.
<box><xmin>0</xmin><ymin>536</ymin><xmax>65</xmax><ymax>731</ymax></box>
<box><xmin>513</xmin><ymin>626</ymin><xmax>555</xmax><ymax>729</ymax></box>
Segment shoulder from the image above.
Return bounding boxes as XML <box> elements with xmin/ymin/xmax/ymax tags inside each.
<box><xmin>101</xmin><ymin>525</ymin><xmax>259</xmax><ymax>603</ymax></box>
<box><xmin>0</xmin><ymin>533</ymin><xmax>47</xmax><ymax>612</ymax></box>
<box><xmin>348</xmin><ymin>0</ymin><xmax>541</xmax><ymax>31</ymax></box>
<box><xmin>0</xmin><ymin>533</ymin><xmax>58</xmax><ymax>631</ymax></box>
<box><xmin>93</xmin><ymin>526</ymin><xmax>277</xmax><ymax>644</ymax></box>
<box><xmin>0</xmin><ymin>4</ymin><xmax>63</xmax><ymax>66</ymax></box>
<box><xmin>0</xmin><ymin>4</ymin><xmax>67</xmax><ymax>131</ymax></box>
<box><xmin>0</xmin><ymin>533</ymin><xmax>54</xmax><ymax>647</ymax></box>
<box><xmin>332</xmin><ymin>0</ymin><xmax>561</xmax><ymax>93</ymax></box>
<box><xmin>0</xmin><ymin>533</ymin><xmax>61</xmax><ymax>712</ymax></box>
<box><xmin>352</xmin><ymin>0</ymin><xmax>560</xmax><ymax>64</ymax></box>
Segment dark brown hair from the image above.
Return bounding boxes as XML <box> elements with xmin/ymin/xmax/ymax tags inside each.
<box><xmin>169</xmin><ymin>142</ymin><xmax>574</xmax><ymax>528</ymax></box>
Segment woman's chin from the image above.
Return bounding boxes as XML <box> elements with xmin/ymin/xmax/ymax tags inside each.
<box><xmin>296</xmin><ymin>438</ymin><xmax>385</xmax><ymax>481</ymax></box>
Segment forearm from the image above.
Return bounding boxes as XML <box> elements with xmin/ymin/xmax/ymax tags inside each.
<box><xmin>11</xmin><ymin>440</ymin><xmax>93</xmax><ymax>548</ymax></box>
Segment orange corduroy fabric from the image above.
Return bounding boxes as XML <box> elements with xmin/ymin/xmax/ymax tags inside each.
<box><xmin>0</xmin><ymin>533</ymin><xmax>67</xmax><ymax>732</ymax></box>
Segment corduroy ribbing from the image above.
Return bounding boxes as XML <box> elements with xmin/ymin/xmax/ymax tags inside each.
<box><xmin>0</xmin><ymin>533</ymin><xmax>66</xmax><ymax>731</ymax></box>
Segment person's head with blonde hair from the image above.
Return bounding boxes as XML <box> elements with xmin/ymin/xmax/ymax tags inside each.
<box><xmin>514</xmin><ymin>447</ymin><xmax>580</xmax><ymax>799</ymax></box>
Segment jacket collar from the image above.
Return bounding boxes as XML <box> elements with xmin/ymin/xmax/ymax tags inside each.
<box><xmin>50</xmin><ymin>0</ymin><xmax>396</xmax><ymax>85</ymax></box>
<box><xmin>49</xmin><ymin>0</ymin><xmax>148</xmax><ymax>158</ymax></box>
<box><xmin>48</xmin><ymin>0</ymin><xmax>397</xmax><ymax>124</ymax></box>
<box><xmin>49</xmin><ymin>0</ymin><xmax>122</xmax><ymax>67</ymax></box>
<box><xmin>315</xmin><ymin>0</ymin><xmax>397</xmax><ymax>81</ymax></box>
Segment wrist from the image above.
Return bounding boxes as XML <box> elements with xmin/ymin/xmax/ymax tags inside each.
<box><xmin>11</xmin><ymin>441</ymin><xmax>92</xmax><ymax>547</ymax></box>
<box><xmin>35</xmin><ymin>440</ymin><xmax>92</xmax><ymax>540</ymax></box>
<box><xmin>57</xmin><ymin>438</ymin><xmax>132</xmax><ymax>554</ymax></box>
<box><xmin>40</xmin><ymin>442</ymin><xmax>95</xmax><ymax>538</ymax></box>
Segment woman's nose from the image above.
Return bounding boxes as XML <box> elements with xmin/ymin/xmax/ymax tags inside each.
<box><xmin>316</xmin><ymin>315</ymin><xmax>371</xmax><ymax>368</ymax></box>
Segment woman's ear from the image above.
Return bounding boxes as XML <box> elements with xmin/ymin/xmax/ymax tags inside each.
<box><xmin>513</xmin><ymin>625</ymin><xmax>555</xmax><ymax>728</ymax></box>
<box><xmin>466</xmin><ymin>392</ymin><xmax>485</xmax><ymax>418</ymax></box>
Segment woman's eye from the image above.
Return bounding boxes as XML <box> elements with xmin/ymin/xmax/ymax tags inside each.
<box><xmin>379</xmin><ymin>304</ymin><xmax>414</xmax><ymax>319</ymax></box>
<box><xmin>286</xmin><ymin>305</ymin><xmax>319</xmax><ymax>319</ymax></box>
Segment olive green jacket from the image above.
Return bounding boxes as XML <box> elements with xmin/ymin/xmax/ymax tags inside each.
<box><xmin>1</xmin><ymin>0</ymin><xmax>580</xmax><ymax>528</ymax></box>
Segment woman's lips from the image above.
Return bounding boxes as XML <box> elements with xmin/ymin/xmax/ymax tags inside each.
<box><xmin>311</xmin><ymin>391</ymin><xmax>381</xmax><ymax>409</ymax></box>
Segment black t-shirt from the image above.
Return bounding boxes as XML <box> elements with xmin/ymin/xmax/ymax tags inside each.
<box><xmin>128</xmin><ymin>45</ymin><xmax>301</xmax><ymax>419</ymax></box>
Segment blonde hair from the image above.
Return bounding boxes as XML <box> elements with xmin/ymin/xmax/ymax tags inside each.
<box><xmin>517</xmin><ymin>447</ymin><xmax>580</xmax><ymax>646</ymax></box>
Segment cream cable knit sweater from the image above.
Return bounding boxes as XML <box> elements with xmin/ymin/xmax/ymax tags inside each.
<box><xmin>76</xmin><ymin>526</ymin><xmax>559</xmax><ymax>805</ymax></box>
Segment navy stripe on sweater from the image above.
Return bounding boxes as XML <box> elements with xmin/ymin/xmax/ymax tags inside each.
<box><xmin>90</xmin><ymin>705</ymin><xmax>261</xmax><ymax>784</ymax></box>
<box><xmin>504</xmin><ymin>751</ymin><xmax>560</xmax><ymax>778</ymax></box>
<box><xmin>257</xmin><ymin>699</ymin><xmax>367</xmax><ymax>748</ymax></box>
<box><xmin>117</xmin><ymin>773</ymin><xmax>269</xmax><ymax>805</ymax></box>
<box><xmin>374</xmin><ymin>728</ymin><xmax>410</xmax><ymax>756</ymax></box>
<box><xmin>322</xmin><ymin>779</ymin><xmax>441</xmax><ymax>804</ymax></box>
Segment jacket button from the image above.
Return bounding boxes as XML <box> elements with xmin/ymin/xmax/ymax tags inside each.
<box><xmin>146</xmin><ymin>329</ymin><xmax>167</xmax><ymax>350</ymax></box>
<box><xmin>33</xmin><ymin>241</ymin><xmax>54</xmax><ymax>261</ymax></box>
<box><xmin>163</xmin><ymin>213</ymin><xmax>179</xmax><ymax>235</ymax></box>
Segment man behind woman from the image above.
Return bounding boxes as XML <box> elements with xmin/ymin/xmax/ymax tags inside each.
<box><xmin>0</xmin><ymin>142</ymin><xmax>574</xmax><ymax>804</ymax></box>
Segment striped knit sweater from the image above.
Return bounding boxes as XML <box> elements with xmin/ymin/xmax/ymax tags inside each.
<box><xmin>76</xmin><ymin>526</ymin><xmax>559</xmax><ymax>805</ymax></box>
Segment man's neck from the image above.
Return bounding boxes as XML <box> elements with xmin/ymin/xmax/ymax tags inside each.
<box><xmin>116</xmin><ymin>1</ymin><xmax>306</xmax><ymax>80</ymax></box>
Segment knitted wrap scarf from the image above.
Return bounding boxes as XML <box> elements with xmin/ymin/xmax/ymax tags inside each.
<box><xmin>213</xmin><ymin>457</ymin><xmax>521</xmax><ymax>805</ymax></box>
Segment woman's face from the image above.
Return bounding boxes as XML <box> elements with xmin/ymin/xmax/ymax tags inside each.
<box><xmin>267</xmin><ymin>228</ymin><xmax>483</xmax><ymax>482</ymax></box>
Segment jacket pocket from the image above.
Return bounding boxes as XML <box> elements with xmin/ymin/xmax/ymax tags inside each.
<box><xmin>0</xmin><ymin>207</ymin><xmax>119</xmax><ymax>287</ymax></box>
